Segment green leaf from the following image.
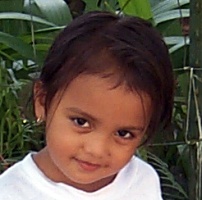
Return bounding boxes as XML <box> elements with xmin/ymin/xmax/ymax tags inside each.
<box><xmin>177</xmin><ymin>72</ymin><xmax>189</xmax><ymax>98</ymax></box>
<box><xmin>0</xmin><ymin>31</ymin><xmax>35</xmax><ymax>61</ymax></box>
<box><xmin>0</xmin><ymin>0</ymin><xmax>24</xmax><ymax>12</ymax></box>
<box><xmin>152</xmin><ymin>0</ymin><xmax>190</xmax><ymax>16</ymax></box>
<box><xmin>100</xmin><ymin>0</ymin><xmax>119</xmax><ymax>12</ymax></box>
<box><xmin>0</xmin><ymin>1</ymin><xmax>27</xmax><ymax>36</ymax></box>
<box><xmin>0</xmin><ymin>12</ymin><xmax>56</xmax><ymax>27</ymax></box>
<box><xmin>164</xmin><ymin>36</ymin><xmax>190</xmax><ymax>53</ymax></box>
<box><xmin>144</xmin><ymin>150</ymin><xmax>188</xmax><ymax>199</ymax></box>
<box><xmin>23</xmin><ymin>0</ymin><xmax>72</xmax><ymax>26</ymax></box>
<box><xmin>83</xmin><ymin>0</ymin><xmax>100</xmax><ymax>12</ymax></box>
<box><xmin>154</xmin><ymin>9</ymin><xmax>190</xmax><ymax>25</ymax></box>
<box><xmin>164</xmin><ymin>36</ymin><xmax>188</xmax><ymax>45</ymax></box>
<box><xmin>34</xmin><ymin>26</ymin><xmax>65</xmax><ymax>34</ymax></box>
<box><xmin>118</xmin><ymin>0</ymin><xmax>153</xmax><ymax>19</ymax></box>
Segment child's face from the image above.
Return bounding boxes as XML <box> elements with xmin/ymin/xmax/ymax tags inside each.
<box><xmin>34</xmin><ymin>74</ymin><xmax>151</xmax><ymax>191</ymax></box>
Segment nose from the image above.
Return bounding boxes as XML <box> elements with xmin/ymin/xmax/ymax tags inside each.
<box><xmin>82</xmin><ymin>133</ymin><xmax>111</xmax><ymax>158</ymax></box>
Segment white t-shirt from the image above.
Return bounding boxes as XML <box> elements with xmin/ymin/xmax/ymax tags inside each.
<box><xmin>0</xmin><ymin>153</ymin><xmax>163</xmax><ymax>200</ymax></box>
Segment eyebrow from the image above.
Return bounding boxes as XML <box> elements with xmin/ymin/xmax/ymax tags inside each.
<box><xmin>120</xmin><ymin>125</ymin><xmax>144</xmax><ymax>132</ymax></box>
<box><xmin>66</xmin><ymin>107</ymin><xmax>100</xmax><ymax>122</ymax></box>
<box><xmin>66</xmin><ymin>107</ymin><xmax>145</xmax><ymax>132</ymax></box>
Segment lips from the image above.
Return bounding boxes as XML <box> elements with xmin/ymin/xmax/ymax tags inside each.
<box><xmin>75</xmin><ymin>158</ymin><xmax>101</xmax><ymax>172</ymax></box>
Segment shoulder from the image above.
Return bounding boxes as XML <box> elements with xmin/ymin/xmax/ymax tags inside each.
<box><xmin>124</xmin><ymin>156</ymin><xmax>163</xmax><ymax>199</ymax></box>
<box><xmin>0</xmin><ymin>153</ymin><xmax>32</xmax><ymax>180</ymax></box>
<box><xmin>0</xmin><ymin>153</ymin><xmax>35</xmax><ymax>200</ymax></box>
<box><xmin>130</xmin><ymin>156</ymin><xmax>160</xmax><ymax>184</ymax></box>
<box><xmin>133</xmin><ymin>156</ymin><xmax>159</xmax><ymax>175</ymax></box>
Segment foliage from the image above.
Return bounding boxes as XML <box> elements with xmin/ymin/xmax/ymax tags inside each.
<box><xmin>117</xmin><ymin>0</ymin><xmax>153</xmax><ymax>19</ymax></box>
<box><xmin>0</xmin><ymin>0</ymin><xmax>192</xmax><ymax>199</ymax></box>
<box><xmin>139</xmin><ymin>149</ymin><xmax>188</xmax><ymax>199</ymax></box>
<box><xmin>0</xmin><ymin>0</ymin><xmax>71</xmax><ymax>172</ymax></box>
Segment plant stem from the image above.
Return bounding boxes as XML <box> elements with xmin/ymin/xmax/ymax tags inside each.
<box><xmin>188</xmin><ymin>0</ymin><xmax>202</xmax><ymax>199</ymax></box>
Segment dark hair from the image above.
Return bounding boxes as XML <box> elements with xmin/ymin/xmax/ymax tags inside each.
<box><xmin>39</xmin><ymin>11</ymin><xmax>174</xmax><ymax>142</ymax></box>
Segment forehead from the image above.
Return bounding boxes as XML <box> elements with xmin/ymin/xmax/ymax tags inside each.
<box><xmin>56</xmin><ymin>74</ymin><xmax>152</xmax><ymax>127</ymax></box>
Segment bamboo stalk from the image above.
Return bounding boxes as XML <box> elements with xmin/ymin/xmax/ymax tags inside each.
<box><xmin>188</xmin><ymin>0</ymin><xmax>202</xmax><ymax>199</ymax></box>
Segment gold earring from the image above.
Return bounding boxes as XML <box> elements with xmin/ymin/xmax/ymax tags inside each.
<box><xmin>36</xmin><ymin>117</ymin><xmax>43</xmax><ymax>125</ymax></box>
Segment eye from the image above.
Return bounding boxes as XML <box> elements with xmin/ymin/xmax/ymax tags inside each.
<box><xmin>116</xmin><ymin>130</ymin><xmax>134</xmax><ymax>139</ymax></box>
<box><xmin>71</xmin><ymin>117</ymin><xmax>90</xmax><ymax>128</ymax></box>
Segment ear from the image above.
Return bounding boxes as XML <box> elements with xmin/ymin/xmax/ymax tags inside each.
<box><xmin>33</xmin><ymin>81</ymin><xmax>46</xmax><ymax>121</ymax></box>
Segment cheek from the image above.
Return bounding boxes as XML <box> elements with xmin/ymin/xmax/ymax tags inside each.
<box><xmin>110</xmin><ymin>144</ymin><xmax>137</xmax><ymax>166</ymax></box>
<box><xmin>46</xmin><ymin>130</ymin><xmax>80</xmax><ymax>150</ymax></box>
<box><xmin>45</xmin><ymin>122</ymin><xmax>81</xmax><ymax>155</ymax></box>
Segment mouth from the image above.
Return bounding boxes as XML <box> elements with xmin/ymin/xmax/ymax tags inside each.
<box><xmin>74</xmin><ymin>158</ymin><xmax>101</xmax><ymax>172</ymax></box>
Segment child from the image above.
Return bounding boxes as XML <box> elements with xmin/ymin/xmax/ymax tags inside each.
<box><xmin>0</xmin><ymin>11</ymin><xmax>174</xmax><ymax>199</ymax></box>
